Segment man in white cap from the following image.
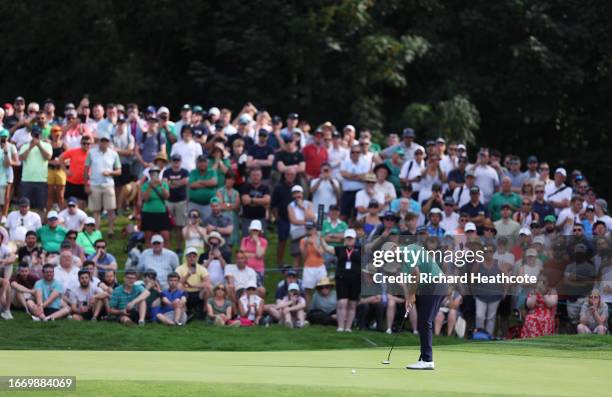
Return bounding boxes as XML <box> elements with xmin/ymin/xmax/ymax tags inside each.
<box><xmin>157</xmin><ymin>106</ymin><xmax>177</xmax><ymax>153</ymax></box>
<box><xmin>137</xmin><ymin>234</ymin><xmax>179</xmax><ymax>290</ymax></box>
<box><xmin>544</xmin><ymin>168</ymin><xmax>572</xmax><ymax>215</ymax></box>
<box><xmin>37</xmin><ymin>211</ymin><xmax>67</xmax><ymax>253</ymax></box>
<box><xmin>58</xmin><ymin>196</ymin><xmax>88</xmax><ymax>231</ymax></box>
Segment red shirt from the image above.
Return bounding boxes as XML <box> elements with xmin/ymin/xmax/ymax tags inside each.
<box><xmin>302</xmin><ymin>144</ymin><xmax>328</xmax><ymax>178</ymax></box>
<box><xmin>61</xmin><ymin>147</ymin><xmax>89</xmax><ymax>185</ymax></box>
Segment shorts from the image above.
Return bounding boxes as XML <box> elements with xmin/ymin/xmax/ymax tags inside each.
<box><xmin>141</xmin><ymin>211</ymin><xmax>173</xmax><ymax>232</ymax></box>
<box><xmin>43</xmin><ymin>307</ymin><xmax>59</xmax><ymax>316</ymax></box>
<box><xmin>336</xmin><ymin>275</ymin><xmax>361</xmax><ymax>301</ymax></box>
<box><xmin>0</xmin><ymin>185</ymin><xmax>5</xmax><ymax>205</ymax></box>
<box><xmin>6</xmin><ymin>166</ymin><xmax>13</xmax><ymax>184</ymax></box>
<box><xmin>89</xmin><ymin>185</ymin><xmax>116</xmax><ymax>212</ymax></box>
<box><xmin>277</xmin><ymin>218</ymin><xmax>290</xmax><ymax>241</ymax></box>
<box><xmin>302</xmin><ymin>265</ymin><xmax>327</xmax><ymax>289</ymax></box>
<box><xmin>47</xmin><ymin>168</ymin><xmax>66</xmax><ymax>185</ymax></box>
<box><xmin>65</xmin><ymin>182</ymin><xmax>87</xmax><ymax>201</ymax></box>
<box><xmin>118</xmin><ymin>308</ymin><xmax>141</xmax><ymax>323</ymax></box>
<box><xmin>256</xmin><ymin>271</ymin><xmax>265</xmax><ymax>288</ymax></box>
<box><xmin>114</xmin><ymin>164</ymin><xmax>134</xmax><ymax>187</ymax></box>
<box><xmin>166</xmin><ymin>200</ymin><xmax>187</xmax><ymax>227</ymax></box>
<box><xmin>21</xmin><ymin>182</ymin><xmax>48</xmax><ymax>210</ymax></box>
<box><xmin>159</xmin><ymin>310</ymin><xmax>187</xmax><ymax>324</ymax></box>
<box><xmin>78</xmin><ymin>310</ymin><xmax>94</xmax><ymax>320</ymax></box>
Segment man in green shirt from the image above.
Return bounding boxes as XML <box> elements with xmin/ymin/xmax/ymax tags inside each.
<box><xmin>321</xmin><ymin>205</ymin><xmax>348</xmax><ymax>247</ymax></box>
<box><xmin>109</xmin><ymin>270</ymin><xmax>150</xmax><ymax>325</ymax></box>
<box><xmin>18</xmin><ymin>125</ymin><xmax>52</xmax><ymax>210</ymax></box>
<box><xmin>37</xmin><ymin>211</ymin><xmax>67</xmax><ymax>253</ymax></box>
<box><xmin>488</xmin><ymin>176</ymin><xmax>522</xmax><ymax>221</ymax></box>
<box><xmin>188</xmin><ymin>155</ymin><xmax>218</xmax><ymax>220</ymax></box>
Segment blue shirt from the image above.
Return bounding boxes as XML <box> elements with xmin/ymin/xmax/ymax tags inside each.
<box><xmin>160</xmin><ymin>289</ymin><xmax>186</xmax><ymax>313</ymax></box>
<box><xmin>86</xmin><ymin>252</ymin><xmax>117</xmax><ymax>266</ymax></box>
<box><xmin>34</xmin><ymin>279</ymin><xmax>63</xmax><ymax>309</ymax></box>
<box><xmin>390</xmin><ymin>198</ymin><xmax>420</xmax><ymax>215</ymax></box>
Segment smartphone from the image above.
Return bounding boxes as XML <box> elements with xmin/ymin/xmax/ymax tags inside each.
<box><xmin>78</xmin><ymin>114</ymin><xmax>87</xmax><ymax>123</ymax></box>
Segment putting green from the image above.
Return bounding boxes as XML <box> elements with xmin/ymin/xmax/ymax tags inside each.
<box><xmin>0</xmin><ymin>347</ymin><xmax>610</xmax><ymax>397</ymax></box>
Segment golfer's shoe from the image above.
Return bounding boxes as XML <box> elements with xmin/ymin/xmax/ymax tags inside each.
<box><xmin>406</xmin><ymin>360</ymin><xmax>435</xmax><ymax>370</ymax></box>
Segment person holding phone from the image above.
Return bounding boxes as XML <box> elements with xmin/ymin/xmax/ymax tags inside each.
<box><xmin>140</xmin><ymin>166</ymin><xmax>171</xmax><ymax>245</ymax></box>
<box><xmin>18</xmin><ymin>124</ymin><xmax>52</xmax><ymax>211</ymax></box>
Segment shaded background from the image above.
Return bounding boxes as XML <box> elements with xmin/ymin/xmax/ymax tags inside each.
<box><xmin>1</xmin><ymin>0</ymin><xmax>610</xmax><ymax>196</ymax></box>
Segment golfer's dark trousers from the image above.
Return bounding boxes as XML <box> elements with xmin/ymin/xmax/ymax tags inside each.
<box><xmin>416</xmin><ymin>293</ymin><xmax>445</xmax><ymax>362</ymax></box>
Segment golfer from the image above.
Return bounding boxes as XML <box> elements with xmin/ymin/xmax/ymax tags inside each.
<box><xmin>401</xmin><ymin>243</ymin><xmax>446</xmax><ymax>370</ymax></box>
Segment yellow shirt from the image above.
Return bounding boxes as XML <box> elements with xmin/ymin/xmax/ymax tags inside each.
<box><xmin>176</xmin><ymin>263</ymin><xmax>209</xmax><ymax>293</ymax></box>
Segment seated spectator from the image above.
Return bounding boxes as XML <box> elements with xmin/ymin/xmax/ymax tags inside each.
<box><xmin>99</xmin><ymin>269</ymin><xmax>119</xmax><ymax>296</ymax></box>
<box><xmin>108</xmin><ymin>270</ymin><xmax>150</xmax><ymax>325</ymax></box>
<box><xmin>577</xmin><ymin>289</ymin><xmax>608</xmax><ymax>335</ymax></box>
<box><xmin>373</xmin><ymin>163</ymin><xmax>396</xmax><ymax>211</ymax></box>
<box><xmin>176</xmin><ymin>246</ymin><xmax>210</xmax><ymax>318</ymax></box>
<box><xmin>76</xmin><ymin>217</ymin><xmax>103</xmax><ymax>256</ymax></box>
<box><xmin>520</xmin><ymin>278</ymin><xmax>557</xmax><ymax>338</ymax></box>
<box><xmin>58</xmin><ymin>197</ymin><xmax>87</xmax><ymax>231</ymax></box>
<box><xmin>86</xmin><ymin>239</ymin><xmax>117</xmax><ymax>279</ymax></box>
<box><xmin>225</xmin><ymin>250</ymin><xmax>258</xmax><ymax>305</ymax></box>
<box><xmin>238</xmin><ymin>283</ymin><xmax>263</xmax><ymax>326</ymax></box>
<box><xmin>66</xmin><ymin>269</ymin><xmax>107</xmax><ymax>321</ymax></box>
<box><xmin>308</xmin><ymin>277</ymin><xmax>337</xmax><ymax>326</ymax></box>
<box><xmin>27</xmin><ymin>264</ymin><xmax>71</xmax><ymax>321</ymax></box>
<box><xmin>426</xmin><ymin>208</ymin><xmax>446</xmax><ymax>237</ymax></box>
<box><xmin>17</xmin><ymin>231</ymin><xmax>41</xmax><ymax>263</ymax></box>
<box><xmin>156</xmin><ymin>272</ymin><xmax>188</xmax><ymax>326</ymax></box>
<box><xmin>6</xmin><ymin>197</ymin><xmax>42</xmax><ymax>242</ymax></box>
<box><xmin>64</xmin><ymin>230</ymin><xmax>86</xmax><ymax>263</ymax></box>
<box><xmin>182</xmin><ymin>209</ymin><xmax>207</xmax><ymax>253</ymax></box>
<box><xmin>288</xmin><ymin>185</ymin><xmax>315</xmax><ymax>266</ymax></box>
<box><xmin>239</xmin><ymin>220</ymin><xmax>267</xmax><ymax>296</ymax></box>
<box><xmin>563</xmin><ymin>244</ymin><xmax>597</xmax><ymax>323</ymax></box>
<box><xmin>390</xmin><ymin>183</ymin><xmax>420</xmax><ymax>215</ymax></box>
<box><xmin>206</xmin><ymin>284</ymin><xmax>239</xmax><ymax>327</ymax></box>
<box><xmin>434</xmin><ymin>288</ymin><xmax>463</xmax><ymax>336</ymax></box>
<box><xmin>494</xmin><ymin>204</ymin><xmax>521</xmax><ymax>237</ymax></box>
<box><xmin>37</xmin><ymin>211</ymin><xmax>67</xmax><ymax>253</ymax></box>
<box><xmin>53</xmin><ymin>250</ymin><xmax>80</xmax><ymax>292</ymax></box>
<box><xmin>271</xmin><ymin>169</ymin><xmax>299</xmax><ymax>264</ymax></box>
<box><xmin>137</xmin><ymin>234</ymin><xmax>179</xmax><ymax>290</ymax></box>
<box><xmin>276</xmin><ymin>282</ymin><xmax>307</xmax><ymax>328</ymax></box>
<box><xmin>8</xmin><ymin>262</ymin><xmax>39</xmax><ymax>316</ymax></box>
<box><xmin>203</xmin><ymin>198</ymin><xmax>233</xmax><ymax>262</ymax></box>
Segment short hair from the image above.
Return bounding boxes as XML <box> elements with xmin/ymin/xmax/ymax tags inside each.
<box><xmin>94</xmin><ymin>239</ymin><xmax>106</xmax><ymax>246</ymax></box>
<box><xmin>126</xmin><ymin>103</ymin><xmax>138</xmax><ymax>111</ymax></box>
<box><xmin>124</xmin><ymin>270</ymin><xmax>137</xmax><ymax>277</ymax></box>
<box><xmin>78</xmin><ymin>270</ymin><xmax>90</xmax><ymax>277</ymax></box>
<box><xmin>106</xmin><ymin>103</ymin><xmax>117</xmax><ymax>110</ymax></box>
<box><xmin>83</xmin><ymin>260</ymin><xmax>95</xmax><ymax>268</ymax></box>
<box><xmin>25</xmin><ymin>230</ymin><xmax>37</xmax><ymax>238</ymax></box>
<box><xmin>167</xmin><ymin>272</ymin><xmax>180</xmax><ymax>280</ymax></box>
<box><xmin>249</xmin><ymin>166</ymin><xmax>262</xmax><ymax>175</ymax></box>
<box><xmin>225</xmin><ymin>172</ymin><xmax>235</xmax><ymax>180</ymax></box>
<box><xmin>42</xmin><ymin>263</ymin><xmax>54</xmax><ymax>271</ymax></box>
<box><xmin>18</xmin><ymin>262</ymin><xmax>29</xmax><ymax>268</ymax></box>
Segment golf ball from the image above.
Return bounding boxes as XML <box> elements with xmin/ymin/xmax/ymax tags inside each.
<box><xmin>351</xmin><ymin>369</ymin><xmax>356</xmax><ymax>374</ymax></box>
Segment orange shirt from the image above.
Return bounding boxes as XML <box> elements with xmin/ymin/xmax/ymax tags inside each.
<box><xmin>61</xmin><ymin>147</ymin><xmax>89</xmax><ymax>185</ymax></box>
<box><xmin>300</xmin><ymin>238</ymin><xmax>325</xmax><ymax>268</ymax></box>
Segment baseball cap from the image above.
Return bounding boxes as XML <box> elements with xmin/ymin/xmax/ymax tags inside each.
<box><xmin>192</xmin><ymin>105</ymin><xmax>204</xmax><ymax>114</ymax></box>
<box><xmin>239</xmin><ymin>114</ymin><xmax>252</xmax><ymax>124</ymax></box>
<box><xmin>533</xmin><ymin>236</ymin><xmax>546</xmax><ymax>245</ymax></box>
<box><xmin>464</xmin><ymin>222</ymin><xmax>477</xmax><ymax>232</ymax></box>
<box><xmin>291</xmin><ymin>185</ymin><xmax>303</xmax><ymax>193</ymax></box>
<box><xmin>402</xmin><ymin>128</ymin><xmax>415</xmax><ymax>138</ymax></box>
<box><xmin>426</xmin><ymin>140</ymin><xmax>436</xmax><ymax>146</ymax></box>
<box><xmin>185</xmin><ymin>247</ymin><xmax>199</xmax><ymax>256</ymax></box>
<box><xmin>98</xmin><ymin>132</ymin><xmax>111</xmax><ymax>141</ymax></box>
<box><xmin>501</xmin><ymin>203</ymin><xmax>512</xmax><ymax>209</ymax></box>
<box><xmin>145</xmin><ymin>105</ymin><xmax>157</xmax><ymax>114</ymax></box>
<box><xmin>246</xmin><ymin>282</ymin><xmax>257</xmax><ymax>290</ymax></box>
<box><xmin>368</xmin><ymin>199</ymin><xmax>379</xmax><ymax>208</ymax></box>
<box><xmin>208</xmin><ymin>107</ymin><xmax>220</xmax><ymax>116</ymax></box>
<box><xmin>0</xmin><ymin>129</ymin><xmax>8</xmax><ymax>138</ymax></box>
<box><xmin>554</xmin><ymin>168</ymin><xmax>567</xmax><ymax>177</ymax></box>
<box><xmin>287</xmin><ymin>112</ymin><xmax>299</xmax><ymax>120</ymax></box>
<box><xmin>151</xmin><ymin>234</ymin><xmax>164</xmax><ymax>244</ymax></box>
<box><xmin>117</xmin><ymin>115</ymin><xmax>127</xmax><ymax>123</ymax></box>
<box><xmin>470</xmin><ymin>186</ymin><xmax>480</xmax><ymax>193</ymax></box>
<box><xmin>157</xmin><ymin>106</ymin><xmax>170</xmax><ymax>115</ymax></box>
<box><xmin>444</xmin><ymin>196</ymin><xmax>455</xmax><ymax>205</ymax></box>
<box><xmin>210</xmin><ymin>197</ymin><xmax>221</xmax><ymax>205</ymax></box>
<box><xmin>144</xmin><ymin>268</ymin><xmax>158</xmax><ymax>278</ymax></box>
<box><xmin>596</xmin><ymin>198</ymin><xmax>608</xmax><ymax>214</ymax></box>
<box><xmin>288</xmin><ymin>282</ymin><xmax>300</xmax><ymax>292</ymax></box>
<box><xmin>394</xmin><ymin>147</ymin><xmax>405</xmax><ymax>156</ymax></box>
<box><xmin>436</xmin><ymin>137</ymin><xmax>446</xmax><ymax>144</ymax></box>
<box><xmin>329</xmin><ymin>204</ymin><xmax>340</xmax><ymax>211</ymax></box>
<box><xmin>171</xmin><ymin>154</ymin><xmax>182</xmax><ymax>161</ymax></box>
<box><xmin>67</xmin><ymin>196</ymin><xmax>78</xmax><ymax>206</ymax></box>
<box><xmin>519</xmin><ymin>227</ymin><xmax>532</xmax><ymax>236</ymax></box>
<box><xmin>343</xmin><ymin>124</ymin><xmax>355</xmax><ymax>132</ymax></box>
<box><xmin>18</xmin><ymin>197</ymin><xmax>30</xmax><ymax>206</ymax></box>
<box><xmin>465</xmin><ymin>169</ymin><xmax>475</xmax><ymax>178</ymax></box>
<box><xmin>272</xmin><ymin>115</ymin><xmax>283</xmax><ymax>124</ymax></box>
<box><xmin>586</xmin><ymin>204</ymin><xmax>595</xmax><ymax>211</ymax></box>
<box><xmin>84</xmin><ymin>217</ymin><xmax>96</xmax><ymax>225</ymax></box>
<box><xmin>431</xmin><ymin>182</ymin><xmax>442</xmax><ymax>191</ymax></box>
<box><xmin>544</xmin><ymin>215</ymin><xmax>557</xmax><ymax>223</ymax></box>
<box><xmin>3</xmin><ymin>103</ymin><xmax>13</xmax><ymax>110</ymax></box>
<box><xmin>305</xmin><ymin>220</ymin><xmax>316</xmax><ymax>229</ymax></box>
<box><xmin>14</xmin><ymin>96</ymin><xmax>25</xmax><ymax>103</ymax></box>
<box><xmin>47</xmin><ymin>210</ymin><xmax>59</xmax><ymax>219</ymax></box>
<box><xmin>249</xmin><ymin>220</ymin><xmax>263</xmax><ymax>231</ymax></box>
<box><xmin>527</xmin><ymin>155</ymin><xmax>538</xmax><ymax>163</ymax></box>
<box><xmin>457</xmin><ymin>144</ymin><xmax>466</xmax><ymax>151</ymax></box>
<box><xmin>181</xmin><ymin>104</ymin><xmax>191</xmax><ymax>111</ymax></box>
<box><xmin>344</xmin><ymin>229</ymin><xmax>357</xmax><ymax>239</ymax></box>
<box><xmin>258</xmin><ymin>128</ymin><xmax>269</xmax><ymax>137</ymax></box>
<box><xmin>526</xmin><ymin>248</ymin><xmax>538</xmax><ymax>257</ymax></box>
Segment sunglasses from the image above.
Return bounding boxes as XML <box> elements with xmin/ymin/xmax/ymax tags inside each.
<box><xmin>95</xmin><ymin>245</ymin><xmax>106</xmax><ymax>249</ymax></box>
<box><xmin>82</xmin><ymin>142</ymin><xmax>91</xmax><ymax>146</ymax></box>
<box><xmin>152</xmin><ymin>241</ymin><xmax>162</xmax><ymax>245</ymax></box>
<box><xmin>573</xmin><ymin>228</ymin><xmax>582</xmax><ymax>232</ymax></box>
<box><xmin>351</xmin><ymin>151</ymin><xmax>360</xmax><ymax>154</ymax></box>
<box><xmin>590</xmin><ymin>295</ymin><xmax>600</xmax><ymax>299</ymax></box>
<box><xmin>535</xmin><ymin>190</ymin><xmax>544</xmax><ymax>193</ymax></box>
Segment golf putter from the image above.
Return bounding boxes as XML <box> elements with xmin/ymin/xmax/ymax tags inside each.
<box><xmin>381</xmin><ymin>309</ymin><xmax>410</xmax><ymax>365</ymax></box>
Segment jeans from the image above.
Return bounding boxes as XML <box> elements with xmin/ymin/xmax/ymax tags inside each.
<box><xmin>475</xmin><ymin>297</ymin><xmax>501</xmax><ymax>335</ymax></box>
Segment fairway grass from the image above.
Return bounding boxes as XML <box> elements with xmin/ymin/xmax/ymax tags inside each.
<box><xmin>1</xmin><ymin>347</ymin><xmax>610</xmax><ymax>397</ymax></box>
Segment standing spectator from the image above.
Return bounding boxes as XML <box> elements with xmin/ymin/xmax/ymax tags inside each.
<box><xmin>162</xmin><ymin>154</ymin><xmax>190</xmax><ymax>249</ymax></box>
<box><xmin>182</xmin><ymin>209</ymin><xmax>207</xmax><ymax>253</ymax></box>
<box><xmin>134</xmin><ymin>115</ymin><xmax>166</xmax><ymax>177</ymax></box>
<box><xmin>472</xmin><ymin>244</ymin><xmax>504</xmax><ymax>336</ymax></box>
<box><xmin>203</xmin><ymin>198</ymin><xmax>233</xmax><ymax>262</ymax></box>
<box><xmin>339</xmin><ymin>145</ymin><xmax>369</xmax><ymax>220</ymax></box>
<box><xmin>300</xmin><ymin>221</ymin><xmax>331</xmax><ymax>303</ymax></box>
<box><xmin>240</xmin><ymin>220</ymin><xmax>268</xmax><ymax>297</ymax></box>
<box><xmin>0</xmin><ymin>128</ymin><xmax>18</xmax><ymax>223</ymax></box>
<box><xmin>176</xmin><ymin>246</ymin><xmax>210</xmax><ymax>317</ymax></box>
<box><xmin>459</xmin><ymin>186</ymin><xmax>487</xmax><ymax>233</ymax></box>
<box><xmin>95</xmin><ymin>103</ymin><xmax>118</xmax><ymax>139</ymax></box>
<box><xmin>239</xmin><ymin>167</ymin><xmax>270</xmax><ymax>236</ymax></box>
<box><xmin>208</xmin><ymin>143</ymin><xmax>230</xmax><ymax>187</ymax></box>
<box><xmin>246</xmin><ymin>129</ymin><xmax>275</xmax><ymax>184</ymax></box>
<box><xmin>46</xmin><ymin>125</ymin><xmax>66</xmax><ymax>210</ymax></box>
<box><xmin>62</xmin><ymin>109</ymin><xmax>94</xmax><ymax>149</ymax></box>
<box><xmin>111</xmin><ymin>115</ymin><xmax>135</xmax><ymax>213</ymax></box>
<box><xmin>271</xmin><ymin>169</ymin><xmax>299</xmax><ymax>264</ymax></box>
<box><xmin>513</xmin><ymin>196</ymin><xmax>539</xmax><ymax>228</ymax></box>
<box><xmin>156</xmin><ymin>272</ymin><xmax>188</xmax><ymax>326</ymax></box>
<box><xmin>288</xmin><ymin>185</ymin><xmax>316</xmax><ymax>266</ymax></box>
<box><xmin>382</xmin><ymin>147</ymin><xmax>405</xmax><ymax>195</ymax></box>
<box><xmin>76</xmin><ymin>217</ymin><xmax>102</xmax><ymax>256</ymax></box>
<box><xmin>545</xmin><ymin>168</ymin><xmax>572</xmax><ymax>215</ymax></box>
<box><xmin>274</xmin><ymin>135</ymin><xmax>306</xmax><ymax>183</ymax></box>
<box><xmin>400</xmin><ymin>147</ymin><xmax>426</xmax><ymax>197</ymax></box>
<box><xmin>228</xmin><ymin>139</ymin><xmax>248</xmax><ymax>187</ymax></box>
<box><xmin>216</xmin><ymin>172</ymin><xmax>241</xmax><ymax>247</ymax></box>
<box><xmin>6</xmin><ymin>198</ymin><xmax>42</xmax><ymax>242</ymax></box>
<box><xmin>333</xmin><ymin>229</ymin><xmax>361</xmax><ymax>332</ymax></box>
<box><xmin>327</xmin><ymin>131</ymin><xmax>349</xmax><ymax>180</ymax></box>
<box><xmin>556</xmin><ymin>194</ymin><xmax>584</xmax><ymax>236</ymax></box>
<box><xmin>532</xmin><ymin>184</ymin><xmax>555</xmax><ymax>227</ymax></box>
<box><xmin>137</xmin><ymin>234</ymin><xmax>179</xmax><ymax>290</ymax></box>
<box><xmin>18</xmin><ymin>125</ymin><xmax>52</xmax><ymax>210</ymax></box>
<box><xmin>60</xmin><ymin>136</ymin><xmax>91</xmax><ymax>209</ymax></box>
<box><xmin>58</xmin><ymin>197</ymin><xmax>87</xmax><ymax>232</ymax></box>
<box><xmin>174</xmin><ymin>105</ymin><xmax>192</xmax><ymax>140</ymax></box>
<box><xmin>503</xmin><ymin>156</ymin><xmax>527</xmax><ymax>192</ymax></box>
<box><xmin>140</xmin><ymin>166</ymin><xmax>171</xmax><ymax>245</ymax></box>
<box><xmin>84</xmin><ymin>133</ymin><xmax>121</xmax><ymax>235</ymax></box>
<box><xmin>302</xmin><ymin>128</ymin><xmax>328</xmax><ymax>180</ymax></box>
<box><xmin>373</xmin><ymin>163</ymin><xmax>396</xmax><ymax>211</ymax></box>
<box><xmin>170</xmin><ymin>126</ymin><xmax>202</xmax><ymax>172</ymax></box>
<box><xmin>108</xmin><ymin>270</ymin><xmax>150</xmax><ymax>325</ymax></box>
<box><xmin>37</xmin><ymin>211</ymin><xmax>67</xmax><ymax>253</ymax></box>
<box><xmin>188</xmin><ymin>155</ymin><xmax>218</xmax><ymax>220</ymax></box>
<box><xmin>26</xmin><ymin>264</ymin><xmax>71</xmax><ymax>322</ymax></box>
<box><xmin>381</xmin><ymin>128</ymin><xmax>423</xmax><ymax>162</ymax></box>
<box><xmin>355</xmin><ymin>173</ymin><xmax>384</xmax><ymax>221</ymax></box>
<box><xmin>440</xmin><ymin>197</ymin><xmax>459</xmax><ymax>233</ymax></box>
<box><xmin>489</xmin><ymin>176</ymin><xmax>522</xmax><ymax>221</ymax></box>
<box><xmin>321</xmin><ymin>205</ymin><xmax>348</xmax><ymax>248</ymax></box>
<box><xmin>577</xmin><ymin>289</ymin><xmax>608</xmax><ymax>334</ymax></box>
<box><xmin>469</xmin><ymin>148</ymin><xmax>499</xmax><ymax>203</ymax></box>
<box><xmin>157</xmin><ymin>107</ymin><xmax>177</xmax><ymax>157</ymax></box>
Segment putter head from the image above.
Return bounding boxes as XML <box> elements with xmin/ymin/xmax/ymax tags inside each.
<box><xmin>381</xmin><ymin>360</ymin><xmax>391</xmax><ymax>365</ymax></box>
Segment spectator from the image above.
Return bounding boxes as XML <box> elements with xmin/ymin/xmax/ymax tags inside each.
<box><xmin>26</xmin><ymin>264</ymin><xmax>71</xmax><ymax>322</ymax></box>
<box><xmin>494</xmin><ymin>204</ymin><xmax>521</xmax><ymax>237</ymax></box>
<box><xmin>137</xmin><ymin>234</ymin><xmax>179</xmax><ymax>290</ymax></box>
<box><xmin>300</xmin><ymin>221</ymin><xmax>331</xmax><ymax>303</ymax></box>
<box><xmin>84</xmin><ymin>133</ymin><xmax>121</xmax><ymax>235</ymax></box>
<box><xmin>176</xmin><ymin>246</ymin><xmax>210</xmax><ymax>317</ymax></box>
<box><xmin>339</xmin><ymin>145</ymin><xmax>369</xmax><ymax>220</ymax></box>
<box><xmin>225</xmin><ymin>250</ymin><xmax>258</xmax><ymax>303</ymax></box>
<box><xmin>577</xmin><ymin>289</ymin><xmax>608</xmax><ymax>334</ymax></box>
<box><xmin>156</xmin><ymin>272</ymin><xmax>188</xmax><ymax>326</ymax></box>
<box><xmin>363</xmin><ymin>200</ymin><xmax>382</xmax><ymax>236</ymax></box>
<box><xmin>58</xmin><ymin>197</ymin><xmax>87</xmax><ymax>231</ymax></box>
<box><xmin>108</xmin><ymin>270</ymin><xmax>150</xmax><ymax>325</ymax></box>
<box><xmin>246</xmin><ymin>129</ymin><xmax>274</xmax><ymax>184</ymax></box>
<box><xmin>513</xmin><ymin>196</ymin><xmax>539</xmax><ymax>228</ymax></box>
<box><xmin>239</xmin><ymin>220</ymin><xmax>267</xmax><ymax>296</ymax></box>
<box><xmin>238</xmin><ymin>282</ymin><xmax>264</xmax><ymax>326</ymax></box>
<box><xmin>17</xmin><ymin>230</ymin><xmax>41</xmax><ymax>263</ymax></box>
<box><xmin>382</xmin><ymin>147</ymin><xmax>405</xmax><ymax>194</ymax></box>
<box><xmin>271</xmin><ymin>169</ymin><xmax>299</xmax><ymax>264</ymax></box>
<box><xmin>170</xmin><ymin>125</ymin><xmax>202</xmax><ymax>172</ymax></box>
<box><xmin>59</xmin><ymin>135</ymin><xmax>91</xmax><ymax>209</ymax></box>
<box><xmin>63</xmin><ymin>109</ymin><xmax>94</xmax><ymax>149</ymax></box>
<box><xmin>545</xmin><ymin>168</ymin><xmax>572</xmax><ymax>215</ymax></box>
<box><xmin>66</xmin><ymin>270</ymin><xmax>107</xmax><ymax>321</ymax></box>
<box><xmin>333</xmin><ymin>229</ymin><xmax>361</xmax><ymax>333</ymax></box>
<box><xmin>217</xmin><ymin>172</ymin><xmax>241</xmax><ymax>246</ymax></box>
<box><xmin>182</xmin><ymin>209</ymin><xmax>207</xmax><ymax>253</ymax></box>
<box><xmin>469</xmin><ymin>148</ymin><xmax>499</xmax><ymax>203</ymax></box>
<box><xmin>399</xmin><ymin>147</ymin><xmax>426</xmax><ymax>197</ymax></box>
<box><xmin>288</xmin><ymin>185</ymin><xmax>315</xmax><ymax>266</ymax></box>
<box><xmin>76</xmin><ymin>217</ymin><xmax>102</xmax><ymax>256</ymax></box>
<box><xmin>417</xmin><ymin>153</ymin><xmax>446</xmax><ymax>203</ymax></box>
<box><xmin>239</xmin><ymin>167</ymin><xmax>270</xmax><ymax>236</ymax></box>
<box><xmin>157</xmin><ymin>107</ymin><xmax>177</xmax><ymax>156</ymax></box>
<box><xmin>309</xmin><ymin>162</ymin><xmax>341</xmax><ymax>214</ymax></box>
<box><xmin>140</xmin><ymin>166</ymin><xmax>172</xmax><ymax>245</ymax></box>
<box><xmin>18</xmin><ymin>124</ymin><xmax>52</xmax><ymax>210</ymax></box>
<box><xmin>434</xmin><ymin>288</ymin><xmax>463</xmax><ymax>336</ymax></box>
<box><xmin>134</xmin><ymin>116</ymin><xmax>166</xmax><ymax>177</ymax></box>
<box><xmin>302</xmin><ymin>127</ymin><xmax>328</xmax><ymax>180</ymax></box>
<box><xmin>199</xmin><ymin>231</ymin><xmax>227</xmax><ymax>289</ymax></box>
<box><xmin>96</xmin><ymin>103</ymin><xmax>118</xmax><ymax>139</ymax></box>
<box><xmin>207</xmin><ymin>284</ymin><xmax>239</xmax><ymax>326</ymax></box>
<box><xmin>111</xmin><ymin>115</ymin><xmax>135</xmax><ymax>213</ymax></box>
<box><xmin>208</xmin><ymin>143</ymin><xmax>230</xmax><ymax>187</ymax></box>
<box><xmin>308</xmin><ymin>277</ymin><xmax>337</xmax><ymax>326</ymax></box>
<box><xmin>327</xmin><ymin>131</ymin><xmax>349</xmax><ymax>180</ymax></box>
<box><xmin>489</xmin><ymin>176</ymin><xmax>522</xmax><ymax>221</ymax></box>
<box><xmin>472</xmin><ymin>243</ymin><xmax>504</xmax><ymax>336</ymax></box>
<box><xmin>355</xmin><ymin>173</ymin><xmax>384</xmax><ymax>221</ymax></box>
<box><xmin>381</xmin><ymin>128</ymin><xmax>423</xmax><ymax>162</ymax></box>
<box><xmin>188</xmin><ymin>155</ymin><xmax>218</xmax><ymax>220</ymax></box>
<box><xmin>373</xmin><ymin>163</ymin><xmax>396</xmax><ymax>211</ymax></box>
<box><xmin>86</xmin><ymin>239</ymin><xmax>117</xmax><ymax>279</ymax></box>
<box><xmin>503</xmin><ymin>156</ymin><xmax>527</xmax><ymax>192</ymax></box>
<box><xmin>8</xmin><ymin>262</ymin><xmax>39</xmax><ymax>317</ymax></box>
<box><xmin>594</xmin><ymin>199</ymin><xmax>612</xmax><ymax>230</ymax></box>
<box><xmin>276</xmin><ymin>282</ymin><xmax>308</xmax><ymax>328</ymax></box>
<box><xmin>228</xmin><ymin>138</ymin><xmax>248</xmax><ymax>187</ymax></box>
<box><xmin>426</xmin><ymin>208</ymin><xmax>446</xmax><ymax>238</ymax></box>
<box><xmin>390</xmin><ymin>183</ymin><xmax>420</xmax><ymax>215</ymax></box>
<box><xmin>321</xmin><ymin>205</ymin><xmax>348</xmax><ymax>247</ymax></box>
<box><xmin>440</xmin><ymin>197</ymin><xmax>459</xmax><ymax>233</ymax></box>
<box><xmin>37</xmin><ymin>211</ymin><xmax>67</xmax><ymax>253</ymax></box>
<box><xmin>53</xmin><ymin>249</ymin><xmax>80</xmax><ymax>290</ymax></box>
<box><xmin>0</xmin><ymin>128</ymin><xmax>18</xmax><ymax>223</ymax></box>
<box><xmin>47</xmin><ymin>125</ymin><xmax>66</xmax><ymax>210</ymax></box>
<box><xmin>203</xmin><ymin>198</ymin><xmax>233</xmax><ymax>262</ymax></box>
<box><xmin>556</xmin><ymin>194</ymin><xmax>584</xmax><ymax>236</ymax></box>
<box><xmin>532</xmin><ymin>183</ymin><xmax>555</xmax><ymax>227</ymax></box>
<box><xmin>520</xmin><ymin>279</ymin><xmax>557</xmax><ymax>338</ymax></box>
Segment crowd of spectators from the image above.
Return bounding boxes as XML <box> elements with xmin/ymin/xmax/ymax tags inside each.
<box><xmin>0</xmin><ymin>96</ymin><xmax>609</xmax><ymax>338</ymax></box>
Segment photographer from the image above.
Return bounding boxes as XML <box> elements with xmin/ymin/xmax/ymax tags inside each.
<box><xmin>199</xmin><ymin>231</ymin><xmax>227</xmax><ymax>290</ymax></box>
<box><xmin>86</xmin><ymin>239</ymin><xmax>117</xmax><ymax>279</ymax></box>
<box><xmin>140</xmin><ymin>166</ymin><xmax>172</xmax><ymax>245</ymax></box>
<box><xmin>18</xmin><ymin>124</ymin><xmax>52</xmax><ymax>211</ymax></box>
